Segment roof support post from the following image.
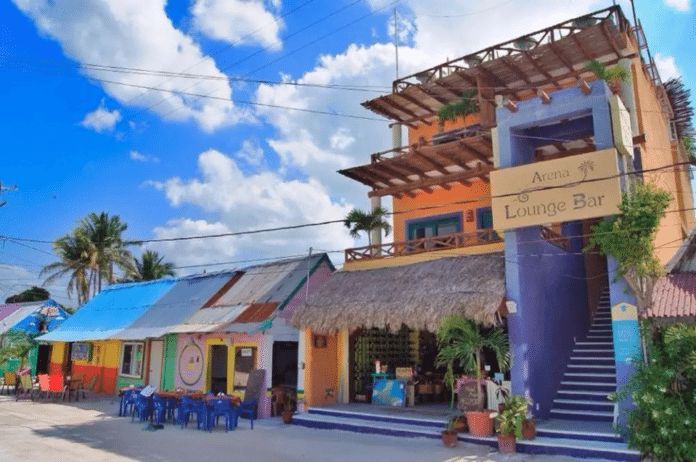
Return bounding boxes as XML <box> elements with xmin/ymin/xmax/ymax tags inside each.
<box><xmin>477</xmin><ymin>74</ymin><xmax>496</xmax><ymax>129</ymax></box>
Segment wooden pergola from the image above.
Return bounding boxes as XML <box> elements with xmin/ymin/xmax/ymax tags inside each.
<box><xmin>361</xmin><ymin>6</ymin><xmax>636</xmax><ymax>129</ymax></box>
<box><xmin>343</xmin><ymin>6</ymin><xmax>652</xmax><ymax>198</ymax></box>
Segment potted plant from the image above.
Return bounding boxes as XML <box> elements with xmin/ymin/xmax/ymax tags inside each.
<box><xmin>492</xmin><ymin>379</ymin><xmax>510</xmax><ymax>413</ymax></box>
<box><xmin>437</xmin><ymin>89</ymin><xmax>479</xmax><ymax>131</ymax></box>
<box><xmin>491</xmin><ymin>394</ymin><xmax>528</xmax><ymax>454</ymax></box>
<box><xmin>441</xmin><ymin>416</ymin><xmax>459</xmax><ymax>448</ymax></box>
<box><xmin>436</xmin><ymin>315</ymin><xmax>510</xmax><ymax>438</ymax></box>
<box><xmin>585</xmin><ymin>59</ymin><xmax>629</xmax><ymax>94</ymax></box>
<box><xmin>281</xmin><ymin>391</ymin><xmax>297</xmax><ymax>424</ymax></box>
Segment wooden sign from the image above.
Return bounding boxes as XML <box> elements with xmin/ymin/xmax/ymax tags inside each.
<box><xmin>457</xmin><ymin>382</ymin><xmax>485</xmax><ymax>411</ymax></box>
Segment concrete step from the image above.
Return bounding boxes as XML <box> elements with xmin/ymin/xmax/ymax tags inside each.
<box><xmin>553</xmin><ymin>399</ymin><xmax>614</xmax><ymax>412</ymax></box>
<box><xmin>550</xmin><ymin>409</ymin><xmax>614</xmax><ymax>423</ymax></box>
<box><xmin>292</xmin><ymin>410</ymin><xmax>638</xmax><ymax>461</ymax></box>
<box><xmin>559</xmin><ymin>381</ymin><xmax>616</xmax><ymax>392</ymax></box>
<box><xmin>556</xmin><ymin>390</ymin><xmax>614</xmax><ymax>401</ymax></box>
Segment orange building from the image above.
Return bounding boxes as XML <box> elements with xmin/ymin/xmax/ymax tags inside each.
<box><xmin>292</xmin><ymin>6</ymin><xmax>693</xmax><ymax>453</ymax></box>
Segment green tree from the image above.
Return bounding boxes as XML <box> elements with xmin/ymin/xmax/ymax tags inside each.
<box><xmin>40</xmin><ymin>233</ymin><xmax>92</xmax><ymax>305</ymax></box>
<box><xmin>436</xmin><ymin>315</ymin><xmax>510</xmax><ymax>410</ymax></box>
<box><xmin>0</xmin><ymin>329</ymin><xmax>40</xmax><ymax>369</ymax></box>
<box><xmin>585</xmin><ymin>183</ymin><xmax>672</xmax><ymax>316</ymax></box>
<box><xmin>41</xmin><ymin>212</ymin><xmax>135</xmax><ymax>304</ymax></box>
<box><xmin>344</xmin><ymin>206</ymin><xmax>392</xmax><ymax>247</ymax></box>
<box><xmin>5</xmin><ymin>286</ymin><xmax>50</xmax><ymax>304</ymax></box>
<box><xmin>126</xmin><ymin>250</ymin><xmax>176</xmax><ymax>282</ymax></box>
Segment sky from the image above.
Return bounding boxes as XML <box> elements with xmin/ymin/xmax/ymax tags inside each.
<box><xmin>0</xmin><ymin>0</ymin><xmax>693</xmax><ymax>307</ymax></box>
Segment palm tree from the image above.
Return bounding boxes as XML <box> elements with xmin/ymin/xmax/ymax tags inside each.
<box><xmin>436</xmin><ymin>315</ymin><xmax>510</xmax><ymax>411</ymax></box>
<box><xmin>127</xmin><ymin>250</ymin><xmax>176</xmax><ymax>282</ymax></box>
<box><xmin>344</xmin><ymin>206</ymin><xmax>392</xmax><ymax>247</ymax></box>
<box><xmin>41</xmin><ymin>212</ymin><xmax>134</xmax><ymax>304</ymax></box>
<box><xmin>40</xmin><ymin>233</ymin><xmax>92</xmax><ymax>305</ymax></box>
<box><xmin>77</xmin><ymin>212</ymin><xmax>135</xmax><ymax>292</ymax></box>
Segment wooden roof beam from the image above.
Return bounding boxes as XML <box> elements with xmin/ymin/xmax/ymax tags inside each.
<box><xmin>522</xmin><ymin>51</ymin><xmax>562</xmax><ymax>89</ymax></box>
<box><xmin>458</xmin><ymin>140</ymin><xmax>493</xmax><ymax>165</ymax></box>
<box><xmin>452</xmin><ymin>71</ymin><xmax>477</xmax><ymax>87</ymax></box>
<box><xmin>397</xmin><ymin>92</ymin><xmax>438</xmax><ymax>115</ymax></box>
<box><xmin>378</xmin><ymin>97</ymin><xmax>427</xmax><ymax>124</ymax></box>
<box><xmin>476</xmin><ymin>65</ymin><xmax>507</xmax><ymax>91</ymax></box>
<box><xmin>432</xmin><ymin>81</ymin><xmax>462</xmax><ymax>100</ymax></box>
<box><xmin>411</xmin><ymin>149</ymin><xmax>451</xmax><ymax>176</ymax></box>
<box><xmin>600</xmin><ymin>21</ymin><xmax>624</xmax><ymax>59</ymax></box>
<box><xmin>570</xmin><ymin>33</ymin><xmax>595</xmax><ymax>61</ymax></box>
<box><xmin>415</xmin><ymin>86</ymin><xmax>450</xmax><ymax>105</ymax></box>
<box><xmin>501</xmin><ymin>57</ymin><xmax>534</xmax><ymax>86</ymax></box>
<box><xmin>368</xmin><ymin>164</ymin><xmax>494</xmax><ymax>198</ymax></box>
<box><xmin>548</xmin><ymin>43</ymin><xmax>576</xmax><ymax>73</ymax></box>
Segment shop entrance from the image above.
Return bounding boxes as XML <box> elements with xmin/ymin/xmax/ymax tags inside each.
<box><xmin>36</xmin><ymin>344</ymin><xmax>51</xmax><ymax>375</ymax></box>
<box><xmin>272</xmin><ymin>341</ymin><xmax>298</xmax><ymax>388</ymax></box>
<box><xmin>209</xmin><ymin>345</ymin><xmax>228</xmax><ymax>394</ymax></box>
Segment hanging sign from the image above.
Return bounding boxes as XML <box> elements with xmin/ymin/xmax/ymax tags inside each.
<box><xmin>241</xmin><ymin>348</ymin><xmax>253</xmax><ymax>357</ymax></box>
<box><xmin>71</xmin><ymin>343</ymin><xmax>92</xmax><ymax>362</ymax></box>
<box><xmin>491</xmin><ymin>149</ymin><xmax>622</xmax><ymax>230</ymax></box>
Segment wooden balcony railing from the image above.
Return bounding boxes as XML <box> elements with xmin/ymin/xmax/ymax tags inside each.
<box><xmin>345</xmin><ymin>229</ymin><xmax>502</xmax><ymax>263</ymax></box>
<box><xmin>540</xmin><ymin>226</ymin><xmax>571</xmax><ymax>251</ymax></box>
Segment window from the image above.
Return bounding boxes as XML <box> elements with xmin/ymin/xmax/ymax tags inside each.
<box><xmin>120</xmin><ymin>342</ymin><xmax>144</xmax><ymax>378</ymax></box>
<box><xmin>476</xmin><ymin>207</ymin><xmax>498</xmax><ymax>241</ymax></box>
<box><xmin>407</xmin><ymin>213</ymin><xmax>462</xmax><ymax>241</ymax></box>
<box><xmin>233</xmin><ymin>346</ymin><xmax>257</xmax><ymax>392</ymax></box>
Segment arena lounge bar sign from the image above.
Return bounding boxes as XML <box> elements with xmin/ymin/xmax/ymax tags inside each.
<box><xmin>491</xmin><ymin>149</ymin><xmax>622</xmax><ymax>230</ymax></box>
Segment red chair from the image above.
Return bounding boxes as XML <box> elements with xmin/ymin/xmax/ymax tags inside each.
<box><xmin>36</xmin><ymin>374</ymin><xmax>54</xmax><ymax>400</ymax></box>
<box><xmin>48</xmin><ymin>375</ymin><xmax>68</xmax><ymax>401</ymax></box>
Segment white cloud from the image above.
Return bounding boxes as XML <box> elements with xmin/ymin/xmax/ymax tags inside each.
<box><xmin>191</xmin><ymin>0</ymin><xmax>283</xmax><ymax>50</ymax></box>
<box><xmin>13</xmin><ymin>0</ymin><xmax>249</xmax><ymax>132</ymax></box>
<box><xmin>329</xmin><ymin>128</ymin><xmax>355</xmax><ymax>150</ymax></box>
<box><xmin>235</xmin><ymin>139</ymin><xmax>264</xmax><ymax>166</ymax></box>
<box><xmin>654</xmin><ymin>53</ymin><xmax>682</xmax><ymax>81</ymax></box>
<box><xmin>80</xmin><ymin>103</ymin><xmax>122</xmax><ymax>133</ymax></box>
<box><xmin>664</xmin><ymin>0</ymin><xmax>690</xmax><ymax>11</ymax></box>
<box><xmin>0</xmin><ymin>264</ymin><xmax>72</xmax><ymax>309</ymax></box>
<box><xmin>129</xmin><ymin>150</ymin><xmax>160</xmax><ymax>163</ymax></box>
<box><xmin>148</xmin><ymin>149</ymin><xmax>355</xmax><ymax>266</ymax></box>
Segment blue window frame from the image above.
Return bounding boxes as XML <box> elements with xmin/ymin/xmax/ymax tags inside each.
<box><xmin>406</xmin><ymin>213</ymin><xmax>463</xmax><ymax>241</ymax></box>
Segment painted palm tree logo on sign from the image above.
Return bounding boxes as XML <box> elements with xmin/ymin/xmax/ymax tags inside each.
<box><xmin>516</xmin><ymin>159</ymin><xmax>596</xmax><ymax>203</ymax></box>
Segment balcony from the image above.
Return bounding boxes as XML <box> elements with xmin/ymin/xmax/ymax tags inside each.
<box><xmin>338</xmin><ymin>128</ymin><xmax>494</xmax><ymax>198</ymax></box>
<box><xmin>344</xmin><ymin>229</ymin><xmax>502</xmax><ymax>263</ymax></box>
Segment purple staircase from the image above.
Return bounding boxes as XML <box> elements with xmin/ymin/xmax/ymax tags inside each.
<box><xmin>551</xmin><ymin>287</ymin><xmax>616</xmax><ymax>423</ymax></box>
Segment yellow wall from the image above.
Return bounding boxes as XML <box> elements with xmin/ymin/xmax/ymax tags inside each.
<box><xmin>631</xmin><ymin>59</ymin><xmax>695</xmax><ymax>263</ymax></box>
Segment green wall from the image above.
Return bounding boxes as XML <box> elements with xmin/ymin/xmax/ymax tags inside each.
<box><xmin>161</xmin><ymin>334</ymin><xmax>178</xmax><ymax>391</ymax></box>
<box><xmin>116</xmin><ymin>375</ymin><xmax>144</xmax><ymax>390</ymax></box>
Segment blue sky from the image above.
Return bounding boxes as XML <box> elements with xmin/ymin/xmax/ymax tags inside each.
<box><xmin>0</xmin><ymin>0</ymin><xmax>693</xmax><ymax>307</ymax></box>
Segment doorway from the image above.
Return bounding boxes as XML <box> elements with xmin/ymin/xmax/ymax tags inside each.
<box><xmin>36</xmin><ymin>344</ymin><xmax>51</xmax><ymax>375</ymax></box>
<box><xmin>210</xmin><ymin>345</ymin><xmax>228</xmax><ymax>394</ymax></box>
<box><xmin>272</xmin><ymin>341</ymin><xmax>298</xmax><ymax>388</ymax></box>
<box><xmin>148</xmin><ymin>340</ymin><xmax>164</xmax><ymax>388</ymax></box>
<box><xmin>63</xmin><ymin>343</ymin><xmax>73</xmax><ymax>376</ymax></box>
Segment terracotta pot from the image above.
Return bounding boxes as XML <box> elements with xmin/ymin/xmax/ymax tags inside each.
<box><xmin>441</xmin><ymin>430</ymin><xmax>458</xmax><ymax>448</ymax></box>
<box><xmin>281</xmin><ymin>410</ymin><xmax>294</xmax><ymax>424</ymax></box>
<box><xmin>498</xmin><ymin>432</ymin><xmax>516</xmax><ymax>454</ymax></box>
<box><xmin>522</xmin><ymin>418</ymin><xmax>536</xmax><ymax>440</ymax></box>
<box><xmin>453</xmin><ymin>416</ymin><xmax>468</xmax><ymax>433</ymax></box>
<box><xmin>465</xmin><ymin>410</ymin><xmax>494</xmax><ymax>438</ymax></box>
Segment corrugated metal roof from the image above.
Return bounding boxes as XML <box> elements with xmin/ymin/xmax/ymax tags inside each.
<box><xmin>112</xmin><ymin>271</ymin><xmax>238</xmax><ymax>340</ymax></box>
<box><xmin>173</xmin><ymin>254</ymin><xmax>329</xmax><ymax>332</ymax></box>
<box><xmin>0</xmin><ymin>301</ymin><xmax>46</xmax><ymax>336</ymax></box>
<box><xmin>40</xmin><ymin>279</ymin><xmax>176</xmax><ymax>342</ymax></box>
<box><xmin>645</xmin><ymin>273</ymin><xmax>696</xmax><ymax>319</ymax></box>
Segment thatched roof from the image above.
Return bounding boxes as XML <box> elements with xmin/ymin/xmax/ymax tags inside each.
<box><xmin>291</xmin><ymin>253</ymin><xmax>505</xmax><ymax>334</ymax></box>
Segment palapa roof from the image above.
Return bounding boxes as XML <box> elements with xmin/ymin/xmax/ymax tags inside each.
<box><xmin>292</xmin><ymin>254</ymin><xmax>505</xmax><ymax>334</ymax></box>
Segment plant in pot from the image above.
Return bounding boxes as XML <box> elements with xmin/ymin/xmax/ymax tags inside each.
<box><xmin>490</xmin><ymin>394</ymin><xmax>528</xmax><ymax>454</ymax></box>
<box><xmin>585</xmin><ymin>59</ymin><xmax>629</xmax><ymax>94</ymax></box>
<box><xmin>281</xmin><ymin>391</ymin><xmax>297</xmax><ymax>424</ymax></box>
<box><xmin>441</xmin><ymin>416</ymin><xmax>459</xmax><ymax>448</ymax></box>
<box><xmin>436</xmin><ymin>315</ymin><xmax>510</xmax><ymax>438</ymax></box>
<box><xmin>437</xmin><ymin>88</ymin><xmax>478</xmax><ymax>131</ymax></box>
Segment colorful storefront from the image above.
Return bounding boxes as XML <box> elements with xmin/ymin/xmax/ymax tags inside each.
<box><xmin>40</xmin><ymin>279</ymin><xmax>177</xmax><ymax>394</ymax></box>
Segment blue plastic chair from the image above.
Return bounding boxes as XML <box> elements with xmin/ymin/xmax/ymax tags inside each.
<box><xmin>120</xmin><ymin>388</ymin><xmax>141</xmax><ymax>417</ymax></box>
<box><xmin>152</xmin><ymin>395</ymin><xmax>167</xmax><ymax>425</ymax></box>
<box><xmin>165</xmin><ymin>397</ymin><xmax>178</xmax><ymax>424</ymax></box>
<box><xmin>207</xmin><ymin>398</ymin><xmax>237</xmax><ymax>432</ymax></box>
<box><xmin>131</xmin><ymin>394</ymin><xmax>152</xmax><ymax>423</ymax></box>
<box><xmin>179</xmin><ymin>396</ymin><xmax>207</xmax><ymax>430</ymax></box>
<box><xmin>234</xmin><ymin>398</ymin><xmax>257</xmax><ymax>430</ymax></box>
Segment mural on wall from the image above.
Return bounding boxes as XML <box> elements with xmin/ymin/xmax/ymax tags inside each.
<box><xmin>178</xmin><ymin>342</ymin><xmax>204</xmax><ymax>387</ymax></box>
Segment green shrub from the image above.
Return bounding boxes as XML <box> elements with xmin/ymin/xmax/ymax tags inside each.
<box><xmin>617</xmin><ymin>323</ymin><xmax>696</xmax><ymax>461</ymax></box>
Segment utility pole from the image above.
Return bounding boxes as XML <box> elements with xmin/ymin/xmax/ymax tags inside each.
<box><xmin>393</xmin><ymin>8</ymin><xmax>399</xmax><ymax>80</ymax></box>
